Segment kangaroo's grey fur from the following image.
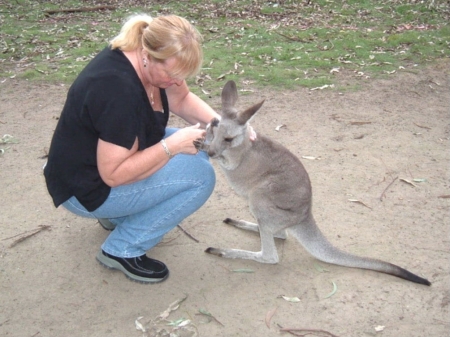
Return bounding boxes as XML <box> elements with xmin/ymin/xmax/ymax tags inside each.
<box><xmin>194</xmin><ymin>80</ymin><xmax>430</xmax><ymax>286</ymax></box>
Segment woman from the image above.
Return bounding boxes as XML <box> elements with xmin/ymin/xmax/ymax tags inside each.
<box><xmin>44</xmin><ymin>14</ymin><xmax>220</xmax><ymax>283</ymax></box>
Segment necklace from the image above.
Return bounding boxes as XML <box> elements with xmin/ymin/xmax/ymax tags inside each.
<box><xmin>148</xmin><ymin>85</ymin><xmax>155</xmax><ymax>105</ymax></box>
<box><xmin>150</xmin><ymin>88</ymin><xmax>155</xmax><ymax>105</ymax></box>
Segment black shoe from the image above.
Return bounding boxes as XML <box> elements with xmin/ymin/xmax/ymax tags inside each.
<box><xmin>96</xmin><ymin>250</ymin><xmax>169</xmax><ymax>283</ymax></box>
<box><xmin>97</xmin><ymin>218</ymin><xmax>116</xmax><ymax>231</ymax></box>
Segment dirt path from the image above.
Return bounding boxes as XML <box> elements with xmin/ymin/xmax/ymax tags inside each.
<box><xmin>0</xmin><ymin>61</ymin><xmax>449</xmax><ymax>337</ymax></box>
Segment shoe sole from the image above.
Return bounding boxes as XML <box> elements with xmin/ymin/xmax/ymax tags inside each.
<box><xmin>96</xmin><ymin>250</ymin><xmax>169</xmax><ymax>284</ymax></box>
<box><xmin>97</xmin><ymin>219</ymin><xmax>116</xmax><ymax>231</ymax></box>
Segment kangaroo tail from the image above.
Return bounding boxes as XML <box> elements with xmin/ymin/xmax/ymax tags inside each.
<box><xmin>289</xmin><ymin>218</ymin><xmax>431</xmax><ymax>286</ymax></box>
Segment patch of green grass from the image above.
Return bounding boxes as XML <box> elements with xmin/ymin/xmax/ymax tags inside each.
<box><xmin>0</xmin><ymin>0</ymin><xmax>448</xmax><ymax>91</ymax></box>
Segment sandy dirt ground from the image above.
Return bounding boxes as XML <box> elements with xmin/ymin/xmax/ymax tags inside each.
<box><xmin>0</xmin><ymin>61</ymin><xmax>449</xmax><ymax>337</ymax></box>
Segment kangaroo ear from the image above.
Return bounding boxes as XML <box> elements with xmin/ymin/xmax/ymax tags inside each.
<box><xmin>237</xmin><ymin>100</ymin><xmax>265</xmax><ymax>125</ymax></box>
<box><xmin>221</xmin><ymin>80</ymin><xmax>239</xmax><ymax>111</ymax></box>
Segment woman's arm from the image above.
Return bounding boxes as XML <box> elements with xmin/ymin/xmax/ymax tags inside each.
<box><xmin>97</xmin><ymin>124</ymin><xmax>205</xmax><ymax>187</ymax></box>
<box><xmin>166</xmin><ymin>81</ymin><xmax>220</xmax><ymax>127</ymax></box>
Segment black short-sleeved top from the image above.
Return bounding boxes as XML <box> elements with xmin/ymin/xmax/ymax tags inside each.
<box><xmin>44</xmin><ymin>47</ymin><xmax>169</xmax><ymax>212</ymax></box>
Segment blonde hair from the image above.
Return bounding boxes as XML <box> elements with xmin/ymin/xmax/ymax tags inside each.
<box><xmin>110</xmin><ymin>14</ymin><xmax>203</xmax><ymax>79</ymax></box>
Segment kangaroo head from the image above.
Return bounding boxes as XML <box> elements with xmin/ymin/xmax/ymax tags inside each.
<box><xmin>205</xmin><ymin>80</ymin><xmax>264</xmax><ymax>168</ymax></box>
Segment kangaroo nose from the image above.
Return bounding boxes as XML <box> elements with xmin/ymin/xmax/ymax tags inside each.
<box><xmin>207</xmin><ymin>149</ymin><xmax>216</xmax><ymax>158</ymax></box>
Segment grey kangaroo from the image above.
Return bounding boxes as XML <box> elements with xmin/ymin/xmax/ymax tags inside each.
<box><xmin>194</xmin><ymin>80</ymin><xmax>430</xmax><ymax>286</ymax></box>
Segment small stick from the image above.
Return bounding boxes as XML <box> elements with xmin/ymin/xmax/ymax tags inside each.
<box><xmin>379</xmin><ymin>176</ymin><xmax>398</xmax><ymax>201</ymax></box>
<box><xmin>177</xmin><ymin>224</ymin><xmax>199</xmax><ymax>243</ymax></box>
<box><xmin>44</xmin><ymin>5</ymin><xmax>116</xmax><ymax>15</ymax></box>
<box><xmin>350</xmin><ymin>121</ymin><xmax>371</xmax><ymax>125</ymax></box>
<box><xmin>196</xmin><ymin>309</ymin><xmax>225</xmax><ymax>326</ymax></box>
<box><xmin>8</xmin><ymin>225</ymin><xmax>51</xmax><ymax>248</ymax></box>
<box><xmin>2</xmin><ymin>225</ymin><xmax>48</xmax><ymax>241</ymax></box>
<box><xmin>275</xmin><ymin>31</ymin><xmax>304</xmax><ymax>42</ymax></box>
<box><xmin>413</xmin><ymin>122</ymin><xmax>431</xmax><ymax>130</ymax></box>
<box><xmin>279</xmin><ymin>326</ymin><xmax>339</xmax><ymax>337</ymax></box>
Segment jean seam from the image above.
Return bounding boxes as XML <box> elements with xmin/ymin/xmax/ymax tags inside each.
<box><xmin>108</xmin><ymin>179</ymin><xmax>203</xmax><ymax>199</ymax></box>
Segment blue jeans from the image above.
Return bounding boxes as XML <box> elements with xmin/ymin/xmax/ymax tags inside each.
<box><xmin>62</xmin><ymin>128</ymin><xmax>215</xmax><ymax>258</ymax></box>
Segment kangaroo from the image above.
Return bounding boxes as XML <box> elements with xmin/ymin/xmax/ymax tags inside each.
<box><xmin>194</xmin><ymin>80</ymin><xmax>431</xmax><ymax>286</ymax></box>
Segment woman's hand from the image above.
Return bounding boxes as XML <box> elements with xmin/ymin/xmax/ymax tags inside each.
<box><xmin>164</xmin><ymin>123</ymin><xmax>205</xmax><ymax>156</ymax></box>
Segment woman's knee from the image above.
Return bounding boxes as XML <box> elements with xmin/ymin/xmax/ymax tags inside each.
<box><xmin>191</xmin><ymin>153</ymin><xmax>216</xmax><ymax>197</ymax></box>
<box><xmin>182</xmin><ymin>153</ymin><xmax>216</xmax><ymax>202</ymax></box>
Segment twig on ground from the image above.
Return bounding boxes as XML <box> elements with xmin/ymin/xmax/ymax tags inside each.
<box><xmin>44</xmin><ymin>5</ymin><xmax>116</xmax><ymax>15</ymax></box>
<box><xmin>279</xmin><ymin>325</ymin><xmax>339</xmax><ymax>337</ymax></box>
<box><xmin>177</xmin><ymin>224</ymin><xmax>199</xmax><ymax>243</ymax></box>
<box><xmin>413</xmin><ymin>122</ymin><xmax>431</xmax><ymax>130</ymax></box>
<box><xmin>3</xmin><ymin>225</ymin><xmax>51</xmax><ymax>248</ymax></box>
<box><xmin>275</xmin><ymin>31</ymin><xmax>305</xmax><ymax>42</ymax></box>
<box><xmin>380</xmin><ymin>176</ymin><xmax>398</xmax><ymax>201</ymax></box>
<box><xmin>196</xmin><ymin>308</ymin><xmax>225</xmax><ymax>326</ymax></box>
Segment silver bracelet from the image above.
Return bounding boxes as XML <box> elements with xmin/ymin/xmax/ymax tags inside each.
<box><xmin>160</xmin><ymin>139</ymin><xmax>173</xmax><ymax>159</ymax></box>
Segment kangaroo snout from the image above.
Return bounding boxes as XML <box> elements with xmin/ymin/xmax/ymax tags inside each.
<box><xmin>207</xmin><ymin>149</ymin><xmax>217</xmax><ymax>158</ymax></box>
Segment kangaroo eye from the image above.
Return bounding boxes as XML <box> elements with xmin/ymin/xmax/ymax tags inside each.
<box><xmin>224</xmin><ymin>137</ymin><xmax>234</xmax><ymax>143</ymax></box>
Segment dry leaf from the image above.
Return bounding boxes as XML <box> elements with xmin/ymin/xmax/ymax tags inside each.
<box><xmin>158</xmin><ymin>294</ymin><xmax>188</xmax><ymax>320</ymax></box>
<box><xmin>314</xmin><ymin>263</ymin><xmax>329</xmax><ymax>273</ymax></box>
<box><xmin>399</xmin><ymin>178</ymin><xmax>417</xmax><ymax>187</ymax></box>
<box><xmin>330</xmin><ymin>67</ymin><xmax>340</xmax><ymax>74</ymax></box>
<box><xmin>375</xmin><ymin>325</ymin><xmax>385</xmax><ymax>332</ymax></box>
<box><xmin>310</xmin><ymin>84</ymin><xmax>334</xmax><ymax>91</ymax></box>
<box><xmin>348</xmin><ymin>199</ymin><xmax>372</xmax><ymax>209</ymax></box>
<box><xmin>324</xmin><ymin>281</ymin><xmax>337</xmax><ymax>299</ymax></box>
<box><xmin>301</xmin><ymin>155</ymin><xmax>321</xmax><ymax>160</ymax></box>
<box><xmin>279</xmin><ymin>295</ymin><xmax>301</xmax><ymax>303</ymax></box>
<box><xmin>265</xmin><ymin>306</ymin><xmax>278</xmax><ymax>329</ymax></box>
<box><xmin>135</xmin><ymin>316</ymin><xmax>146</xmax><ymax>332</ymax></box>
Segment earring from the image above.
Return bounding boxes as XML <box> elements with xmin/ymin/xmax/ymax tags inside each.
<box><xmin>143</xmin><ymin>58</ymin><xmax>147</xmax><ymax>68</ymax></box>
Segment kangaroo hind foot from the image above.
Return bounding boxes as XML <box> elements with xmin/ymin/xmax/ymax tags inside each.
<box><xmin>205</xmin><ymin>225</ymin><xmax>280</xmax><ymax>264</ymax></box>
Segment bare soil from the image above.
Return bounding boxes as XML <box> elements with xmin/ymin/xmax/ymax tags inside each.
<box><xmin>0</xmin><ymin>62</ymin><xmax>449</xmax><ymax>337</ymax></box>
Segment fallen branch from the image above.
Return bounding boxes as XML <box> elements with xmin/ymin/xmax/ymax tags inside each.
<box><xmin>380</xmin><ymin>176</ymin><xmax>398</xmax><ymax>201</ymax></box>
<box><xmin>44</xmin><ymin>5</ymin><xmax>116</xmax><ymax>15</ymax></box>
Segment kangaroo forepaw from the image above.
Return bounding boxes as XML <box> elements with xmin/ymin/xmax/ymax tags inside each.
<box><xmin>205</xmin><ymin>247</ymin><xmax>224</xmax><ymax>257</ymax></box>
<box><xmin>193</xmin><ymin>138</ymin><xmax>207</xmax><ymax>151</ymax></box>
